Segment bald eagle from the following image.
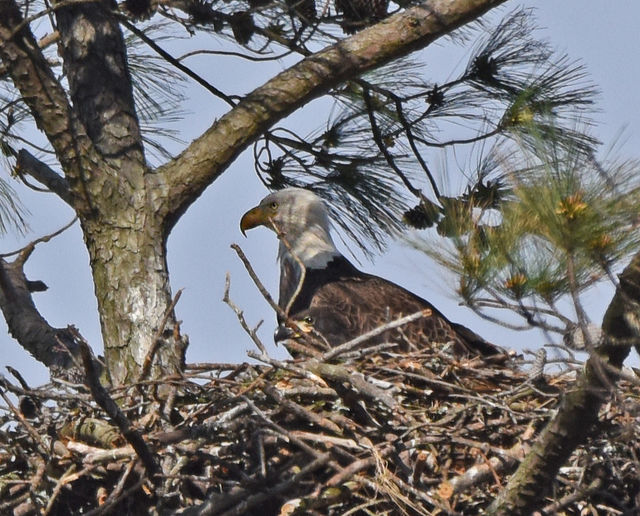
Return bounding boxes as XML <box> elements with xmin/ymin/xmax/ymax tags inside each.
<box><xmin>240</xmin><ymin>188</ymin><xmax>504</xmax><ymax>358</ymax></box>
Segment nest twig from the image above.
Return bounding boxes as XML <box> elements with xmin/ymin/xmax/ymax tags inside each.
<box><xmin>0</xmin><ymin>340</ymin><xmax>637</xmax><ymax>515</ymax></box>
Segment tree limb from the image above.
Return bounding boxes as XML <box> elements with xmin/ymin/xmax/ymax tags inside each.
<box><xmin>159</xmin><ymin>0</ymin><xmax>507</xmax><ymax>228</ymax></box>
<box><xmin>0</xmin><ymin>0</ymin><xmax>86</xmax><ymax>181</ymax></box>
<box><xmin>0</xmin><ymin>250</ymin><xmax>80</xmax><ymax>375</ymax></box>
<box><xmin>15</xmin><ymin>149</ymin><xmax>73</xmax><ymax>206</ymax></box>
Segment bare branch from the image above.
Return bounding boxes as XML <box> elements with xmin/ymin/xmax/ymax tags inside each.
<box><xmin>319</xmin><ymin>309</ymin><xmax>431</xmax><ymax>361</ymax></box>
<box><xmin>223</xmin><ymin>273</ymin><xmax>268</xmax><ymax>355</ymax></box>
<box><xmin>0</xmin><ymin>239</ymin><xmax>83</xmax><ymax>374</ymax></box>
<box><xmin>14</xmin><ymin>149</ymin><xmax>72</xmax><ymax>206</ymax></box>
<box><xmin>77</xmin><ymin>333</ymin><xmax>160</xmax><ymax>481</ymax></box>
<box><xmin>121</xmin><ymin>18</ymin><xmax>237</xmax><ymax>107</ymax></box>
<box><xmin>230</xmin><ymin>243</ymin><xmax>286</xmax><ymax>321</ymax></box>
<box><xmin>0</xmin><ymin>217</ymin><xmax>77</xmax><ymax>260</ymax></box>
<box><xmin>362</xmin><ymin>86</ymin><xmax>423</xmax><ymax>198</ymax></box>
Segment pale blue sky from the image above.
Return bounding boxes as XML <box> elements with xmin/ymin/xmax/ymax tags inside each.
<box><xmin>2</xmin><ymin>1</ymin><xmax>639</xmax><ymax>384</ymax></box>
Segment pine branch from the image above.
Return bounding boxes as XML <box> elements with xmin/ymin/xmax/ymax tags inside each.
<box><xmin>487</xmin><ymin>251</ymin><xmax>640</xmax><ymax>514</ymax></box>
<box><xmin>0</xmin><ymin>0</ymin><xmax>91</xmax><ymax>195</ymax></box>
<box><xmin>159</xmin><ymin>0</ymin><xmax>508</xmax><ymax>225</ymax></box>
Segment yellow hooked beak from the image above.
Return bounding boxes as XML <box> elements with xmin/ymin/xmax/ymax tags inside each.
<box><xmin>240</xmin><ymin>200</ymin><xmax>280</xmax><ymax>236</ymax></box>
<box><xmin>290</xmin><ymin>316</ymin><xmax>315</xmax><ymax>336</ymax></box>
<box><xmin>240</xmin><ymin>205</ymin><xmax>269</xmax><ymax>236</ymax></box>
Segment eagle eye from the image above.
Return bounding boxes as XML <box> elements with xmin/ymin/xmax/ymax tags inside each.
<box><xmin>270</xmin><ymin>201</ymin><xmax>278</xmax><ymax>211</ymax></box>
<box><xmin>302</xmin><ymin>315</ymin><xmax>314</xmax><ymax>324</ymax></box>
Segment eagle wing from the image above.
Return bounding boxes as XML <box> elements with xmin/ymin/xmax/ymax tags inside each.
<box><xmin>302</xmin><ymin>275</ymin><xmax>502</xmax><ymax>357</ymax></box>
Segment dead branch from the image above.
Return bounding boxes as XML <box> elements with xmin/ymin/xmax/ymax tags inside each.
<box><xmin>223</xmin><ymin>273</ymin><xmax>268</xmax><ymax>355</ymax></box>
<box><xmin>319</xmin><ymin>309</ymin><xmax>431</xmax><ymax>361</ymax></box>
<box><xmin>140</xmin><ymin>288</ymin><xmax>184</xmax><ymax>381</ymax></box>
<box><xmin>0</xmin><ymin>219</ymin><xmax>85</xmax><ymax>377</ymax></box>
<box><xmin>77</xmin><ymin>335</ymin><xmax>159</xmax><ymax>480</ymax></box>
<box><xmin>230</xmin><ymin>243</ymin><xmax>286</xmax><ymax>321</ymax></box>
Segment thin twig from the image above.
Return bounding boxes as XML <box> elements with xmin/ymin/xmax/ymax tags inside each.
<box><xmin>362</xmin><ymin>86</ymin><xmax>423</xmax><ymax>199</ymax></box>
<box><xmin>0</xmin><ymin>217</ymin><xmax>77</xmax><ymax>260</ymax></box>
<box><xmin>319</xmin><ymin>309</ymin><xmax>431</xmax><ymax>361</ymax></box>
<box><xmin>0</xmin><ymin>386</ymin><xmax>49</xmax><ymax>455</ymax></box>
<box><xmin>267</xmin><ymin>219</ymin><xmax>306</xmax><ymax>318</ymax></box>
<box><xmin>263</xmin><ymin>384</ymin><xmax>342</xmax><ymax>435</ymax></box>
<box><xmin>76</xmin><ymin>332</ymin><xmax>159</xmax><ymax>481</ymax></box>
<box><xmin>43</xmin><ymin>464</ymin><xmax>98</xmax><ymax>516</ymax></box>
<box><xmin>393</xmin><ymin>96</ymin><xmax>441</xmax><ymax>200</ymax></box>
<box><xmin>101</xmin><ymin>461</ymin><xmax>136</xmax><ymax>508</ymax></box>
<box><xmin>120</xmin><ymin>18</ymin><xmax>237</xmax><ymax>107</ymax></box>
<box><xmin>139</xmin><ymin>288</ymin><xmax>184</xmax><ymax>381</ymax></box>
<box><xmin>541</xmin><ymin>477</ymin><xmax>603</xmax><ymax>515</ymax></box>
<box><xmin>230</xmin><ymin>243</ymin><xmax>286</xmax><ymax>321</ymax></box>
<box><xmin>223</xmin><ymin>273</ymin><xmax>268</xmax><ymax>355</ymax></box>
<box><xmin>83</xmin><ymin>477</ymin><xmax>146</xmax><ymax>516</ymax></box>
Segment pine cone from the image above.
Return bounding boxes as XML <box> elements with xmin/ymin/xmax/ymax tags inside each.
<box><xmin>335</xmin><ymin>0</ymin><xmax>388</xmax><ymax>34</ymax></box>
<box><xmin>287</xmin><ymin>0</ymin><xmax>317</xmax><ymax>22</ymax></box>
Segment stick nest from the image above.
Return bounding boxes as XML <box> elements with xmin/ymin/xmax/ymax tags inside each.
<box><xmin>1</xmin><ymin>346</ymin><xmax>639</xmax><ymax>515</ymax></box>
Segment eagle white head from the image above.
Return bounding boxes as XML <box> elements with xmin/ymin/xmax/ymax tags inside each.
<box><xmin>240</xmin><ymin>188</ymin><xmax>340</xmax><ymax>268</ymax></box>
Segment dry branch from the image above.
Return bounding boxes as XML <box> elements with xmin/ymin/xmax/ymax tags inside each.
<box><xmin>0</xmin><ymin>222</ymin><xmax>85</xmax><ymax>377</ymax></box>
<box><xmin>77</xmin><ymin>335</ymin><xmax>159</xmax><ymax>480</ymax></box>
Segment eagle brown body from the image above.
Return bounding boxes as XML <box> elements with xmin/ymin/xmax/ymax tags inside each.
<box><xmin>240</xmin><ymin>188</ymin><xmax>504</xmax><ymax>358</ymax></box>
<box><xmin>281</xmin><ymin>255</ymin><xmax>501</xmax><ymax>356</ymax></box>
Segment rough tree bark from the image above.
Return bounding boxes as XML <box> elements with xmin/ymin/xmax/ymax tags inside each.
<box><xmin>0</xmin><ymin>0</ymin><xmax>187</xmax><ymax>385</ymax></box>
<box><xmin>0</xmin><ymin>0</ymin><xmax>507</xmax><ymax>385</ymax></box>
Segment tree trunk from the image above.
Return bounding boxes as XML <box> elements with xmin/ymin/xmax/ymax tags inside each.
<box><xmin>53</xmin><ymin>0</ymin><xmax>187</xmax><ymax>385</ymax></box>
<box><xmin>82</xmin><ymin>214</ymin><xmax>187</xmax><ymax>386</ymax></box>
<box><xmin>1</xmin><ymin>0</ymin><xmax>507</xmax><ymax>384</ymax></box>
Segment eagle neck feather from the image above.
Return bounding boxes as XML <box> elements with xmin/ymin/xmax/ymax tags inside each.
<box><xmin>277</xmin><ymin>223</ymin><xmax>341</xmax><ymax>269</ymax></box>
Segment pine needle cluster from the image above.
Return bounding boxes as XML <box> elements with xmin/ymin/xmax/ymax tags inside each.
<box><xmin>421</xmin><ymin>136</ymin><xmax>640</xmax><ymax>338</ymax></box>
<box><xmin>251</xmin><ymin>10</ymin><xmax>602</xmax><ymax>259</ymax></box>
